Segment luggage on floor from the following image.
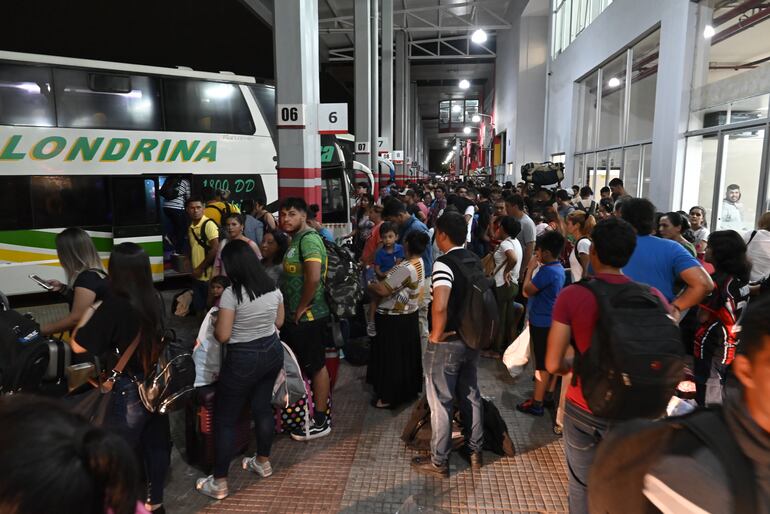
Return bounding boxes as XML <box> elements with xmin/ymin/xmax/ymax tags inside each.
<box><xmin>274</xmin><ymin>381</ymin><xmax>331</xmax><ymax>435</ymax></box>
<box><xmin>184</xmin><ymin>384</ymin><xmax>250</xmax><ymax>473</ymax></box>
<box><xmin>325</xmin><ymin>347</ymin><xmax>340</xmax><ymax>390</ymax></box>
<box><xmin>43</xmin><ymin>338</ymin><xmax>71</xmax><ymax>382</ymax></box>
<box><xmin>0</xmin><ymin>310</ymin><xmax>50</xmax><ymax>394</ymax></box>
<box><xmin>521</xmin><ymin>162</ymin><xmax>565</xmax><ymax>186</ymax></box>
<box><xmin>400</xmin><ymin>396</ymin><xmax>515</xmax><ymax>457</ymax></box>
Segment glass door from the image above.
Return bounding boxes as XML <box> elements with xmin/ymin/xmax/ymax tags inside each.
<box><xmin>714</xmin><ymin>127</ymin><xmax>766</xmax><ymax>232</ymax></box>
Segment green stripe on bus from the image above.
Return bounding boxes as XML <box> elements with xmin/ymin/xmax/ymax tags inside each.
<box><xmin>136</xmin><ymin>241</ymin><xmax>164</xmax><ymax>256</ymax></box>
<box><xmin>0</xmin><ymin>230</ymin><xmax>113</xmax><ymax>252</ymax></box>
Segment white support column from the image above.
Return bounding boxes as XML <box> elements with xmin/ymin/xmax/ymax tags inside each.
<box><xmin>381</xmin><ymin>0</ymin><xmax>394</xmax><ymax>159</ymax></box>
<box><xmin>274</xmin><ymin>0</ymin><xmax>321</xmax><ymax>211</ymax></box>
<box><xmin>394</xmin><ymin>30</ymin><xmax>407</xmax><ymax>185</ymax></box>
<box><xmin>355</xmin><ymin>0</ymin><xmax>372</xmax><ymax>191</ymax></box>
<box><xmin>370</xmin><ymin>0</ymin><xmax>380</xmax><ymax>194</ymax></box>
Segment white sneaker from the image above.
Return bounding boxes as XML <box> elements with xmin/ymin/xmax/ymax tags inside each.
<box><xmin>367</xmin><ymin>321</ymin><xmax>377</xmax><ymax>337</ymax></box>
<box><xmin>195</xmin><ymin>475</ymin><xmax>228</xmax><ymax>500</ymax></box>
<box><xmin>242</xmin><ymin>456</ymin><xmax>273</xmax><ymax>477</ymax></box>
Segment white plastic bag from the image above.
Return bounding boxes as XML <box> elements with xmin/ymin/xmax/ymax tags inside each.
<box><xmin>192</xmin><ymin>307</ymin><xmax>221</xmax><ymax>387</ymax></box>
<box><xmin>503</xmin><ymin>325</ymin><xmax>530</xmax><ymax>379</ymax></box>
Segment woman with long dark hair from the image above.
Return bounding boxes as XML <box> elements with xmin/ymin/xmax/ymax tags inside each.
<box><xmin>195</xmin><ymin>240</ymin><xmax>284</xmax><ymax>500</ymax></box>
<box><xmin>694</xmin><ymin>230</ymin><xmax>752</xmax><ymax>406</ymax></box>
<box><xmin>260</xmin><ymin>230</ymin><xmax>290</xmax><ymax>284</ymax></box>
<box><xmin>214</xmin><ymin>213</ymin><xmax>262</xmax><ymax>277</ymax></box>
<box><xmin>71</xmin><ymin>242</ymin><xmax>169</xmax><ymax>513</ymax></box>
<box><xmin>659</xmin><ymin>211</ymin><xmax>697</xmax><ymax>257</ymax></box>
<box><xmin>41</xmin><ymin>227</ymin><xmax>107</xmax><ymax>336</ymax></box>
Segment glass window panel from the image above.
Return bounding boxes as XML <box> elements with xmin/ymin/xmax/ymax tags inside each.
<box><xmin>595</xmin><ymin>151</ymin><xmax>609</xmax><ymax>188</ymax></box>
<box><xmin>622</xmin><ymin>146</ymin><xmax>641</xmax><ymax>197</ymax></box>
<box><xmin>163</xmin><ymin>79</ymin><xmax>253</xmax><ymax>134</ymax></box>
<box><xmin>628</xmin><ymin>30</ymin><xmax>659</xmax><ymax>142</ymax></box>
<box><xmin>715</xmin><ymin>128</ymin><xmax>765</xmax><ymax>232</ymax></box>
<box><xmin>573</xmin><ymin>153</ymin><xmax>585</xmax><ymax>186</ymax></box>
<box><xmin>730</xmin><ymin>94</ymin><xmax>769</xmax><ymax>124</ymax></box>
<box><xmin>54</xmin><ymin>69</ymin><xmax>161</xmax><ymax>130</ymax></box>
<box><xmin>641</xmin><ymin>143</ymin><xmax>652</xmax><ymax>198</ymax></box>
<box><xmin>439</xmin><ymin>101</ymin><xmax>450</xmax><ymax>130</ymax></box>
<box><xmin>250</xmin><ymin>84</ymin><xmax>276</xmax><ymax>140</ymax></box>
<box><xmin>465</xmin><ymin>99</ymin><xmax>479</xmax><ymax>125</ymax></box>
<box><xmin>682</xmin><ymin>135</ymin><xmax>718</xmax><ymax>224</ymax></box>
<box><xmin>576</xmin><ymin>70</ymin><xmax>599</xmax><ymax>151</ymax></box>
<box><xmin>0</xmin><ymin>177</ymin><xmax>32</xmax><ymax>230</ymax></box>
<box><xmin>450</xmin><ymin>100</ymin><xmax>464</xmax><ymax>126</ymax></box>
<box><xmin>608</xmin><ymin>148</ymin><xmax>622</xmax><ymax>187</ymax></box>
<box><xmin>320</xmin><ymin>171</ymin><xmax>347</xmax><ymax>224</ymax></box>
<box><xmin>0</xmin><ymin>63</ymin><xmax>55</xmax><ymax>127</ymax></box>
<box><xmin>30</xmin><ymin>176</ymin><xmax>111</xmax><ymax>229</ymax></box>
<box><xmin>112</xmin><ymin>177</ymin><xmax>158</xmax><ymax>227</ymax></box>
<box><xmin>599</xmin><ymin>53</ymin><xmax>626</xmax><ymax>148</ymax></box>
<box><xmin>586</xmin><ymin>152</ymin><xmax>598</xmax><ymax>191</ymax></box>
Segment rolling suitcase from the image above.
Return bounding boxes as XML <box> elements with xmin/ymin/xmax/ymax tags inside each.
<box><xmin>185</xmin><ymin>384</ymin><xmax>251</xmax><ymax>473</ymax></box>
<box><xmin>44</xmin><ymin>339</ymin><xmax>71</xmax><ymax>382</ymax></box>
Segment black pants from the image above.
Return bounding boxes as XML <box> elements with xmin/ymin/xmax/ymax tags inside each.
<box><xmin>164</xmin><ymin>207</ymin><xmax>189</xmax><ymax>254</ymax></box>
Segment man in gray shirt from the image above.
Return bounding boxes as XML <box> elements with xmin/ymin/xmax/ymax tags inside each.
<box><xmin>505</xmin><ymin>194</ymin><xmax>536</xmax><ymax>280</ymax></box>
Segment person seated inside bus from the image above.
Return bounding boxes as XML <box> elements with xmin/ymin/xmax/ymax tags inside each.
<box><xmin>41</xmin><ymin>227</ymin><xmax>107</xmax><ymax>336</ymax></box>
<box><xmin>202</xmin><ymin>186</ymin><xmax>240</xmax><ymax>227</ymax></box>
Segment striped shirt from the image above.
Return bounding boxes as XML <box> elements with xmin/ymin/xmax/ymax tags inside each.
<box><xmin>164</xmin><ymin>178</ymin><xmax>191</xmax><ymax>210</ymax></box>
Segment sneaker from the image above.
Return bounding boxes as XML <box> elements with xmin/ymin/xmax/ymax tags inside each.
<box><xmin>242</xmin><ymin>456</ymin><xmax>273</xmax><ymax>477</ymax></box>
<box><xmin>410</xmin><ymin>455</ymin><xmax>449</xmax><ymax>478</ymax></box>
<box><xmin>516</xmin><ymin>398</ymin><xmax>544</xmax><ymax>417</ymax></box>
<box><xmin>195</xmin><ymin>475</ymin><xmax>228</xmax><ymax>500</ymax></box>
<box><xmin>290</xmin><ymin>417</ymin><xmax>331</xmax><ymax>441</ymax></box>
<box><xmin>367</xmin><ymin>321</ymin><xmax>377</xmax><ymax>337</ymax></box>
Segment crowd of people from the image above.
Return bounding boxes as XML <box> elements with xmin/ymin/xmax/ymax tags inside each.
<box><xmin>2</xmin><ymin>173</ymin><xmax>770</xmax><ymax>514</ymax></box>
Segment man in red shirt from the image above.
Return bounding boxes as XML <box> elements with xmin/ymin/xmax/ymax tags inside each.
<box><xmin>545</xmin><ymin>217</ymin><xmax>670</xmax><ymax>514</ymax></box>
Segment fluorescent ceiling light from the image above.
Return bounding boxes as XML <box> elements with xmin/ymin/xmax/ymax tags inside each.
<box><xmin>607</xmin><ymin>77</ymin><xmax>621</xmax><ymax>88</ymax></box>
<box><xmin>452</xmin><ymin>104</ymin><xmax>462</xmax><ymax>113</ymax></box>
<box><xmin>463</xmin><ymin>126</ymin><xmax>471</xmax><ymax>134</ymax></box>
<box><xmin>471</xmin><ymin>29</ymin><xmax>487</xmax><ymax>44</ymax></box>
<box><xmin>471</xmin><ymin>114</ymin><xmax>481</xmax><ymax>123</ymax></box>
<box><xmin>703</xmin><ymin>25</ymin><xmax>715</xmax><ymax>38</ymax></box>
<box><xmin>459</xmin><ymin>79</ymin><xmax>470</xmax><ymax>89</ymax></box>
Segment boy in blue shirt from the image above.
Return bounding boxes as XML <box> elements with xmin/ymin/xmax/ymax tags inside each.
<box><xmin>518</xmin><ymin>230</ymin><xmax>566</xmax><ymax>416</ymax></box>
<box><xmin>367</xmin><ymin>222</ymin><xmax>404</xmax><ymax>336</ymax></box>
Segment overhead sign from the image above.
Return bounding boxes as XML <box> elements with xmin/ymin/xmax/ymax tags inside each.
<box><xmin>377</xmin><ymin>136</ymin><xmax>390</xmax><ymax>153</ymax></box>
<box><xmin>317</xmin><ymin>104</ymin><xmax>348</xmax><ymax>134</ymax></box>
<box><xmin>276</xmin><ymin>104</ymin><xmax>306</xmax><ymax>129</ymax></box>
<box><xmin>355</xmin><ymin>141</ymin><xmax>369</xmax><ymax>154</ymax></box>
<box><xmin>391</xmin><ymin>150</ymin><xmax>404</xmax><ymax>163</ymax></box>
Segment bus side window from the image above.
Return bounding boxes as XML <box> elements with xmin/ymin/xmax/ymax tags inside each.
<box><xmin>163</xmin><ymin>79</ymin><xmax>254</xmax><ymax>135</ymax></box>
<box><xmin>112</xmin><ymin>177</ymin><xmax>159</xmax><ymax>227</ymax></box>
<box><xmin>30</xmin><ymin>176</ymin><xmax>110</xmax><ymax>229</ymax></box>
<box><xmin>53</xmin><ymin>68</ymin><xmax>162</xmax><ymax>130</ymax></box>
<box><xmin>0</xmin><ymin>63</ymin><xmax>55</xmax><ymax>127</ymax></box>
<box><xmin>0</xmin><ymin>177</ymin><xmax>32</xmax><ymax>230</ymax></box>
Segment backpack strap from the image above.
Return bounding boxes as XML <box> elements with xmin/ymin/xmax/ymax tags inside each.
<box><xmin>747</xmin><ymin>230</ymin><xmax>758</xmax><ymax>246</ymax></box>
<box><xmin>676</xmin><ymin>408</ymin><xmax>757</xmax><ymax>514</ymax></box>
<box><xmin>189</xmin><ymin>219</ymin><xmax>215</xmax><ymax>251</ymax></box>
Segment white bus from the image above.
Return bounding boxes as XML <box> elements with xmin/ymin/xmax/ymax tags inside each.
<box><xmin>0</xmin><ymin>51</ymin><xmax>360</xmax><ymax>295</ymax></box>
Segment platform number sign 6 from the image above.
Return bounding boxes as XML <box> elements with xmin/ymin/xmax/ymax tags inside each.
<box><xmin>277</xmin><ymin>104</ymin><xmax>306</xmax><ymax>128</ymax></box>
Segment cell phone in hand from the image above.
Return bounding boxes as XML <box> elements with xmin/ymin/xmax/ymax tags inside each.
<box><xmin>28</xmin><ymin>274</ymin><xmax>53</xmax><ymax>290</ymax></box>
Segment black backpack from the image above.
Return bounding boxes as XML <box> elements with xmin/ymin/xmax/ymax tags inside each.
<box><xmin>521</xmin><ymin>162</ymin><xmax>565</xmax><ymax>186</ymax></box>
<box><xmin>159</xmin><ymin>176</ymin><xmax>182</xmax><ymax>201</ymax></box>
<box><xmin>589</xmin><ymin>408</ymin><xmax>756</xmax><ymax>514</ymax></box>
<box><xmin>574</xmin><ymin>279</ymin><xmax>684</xmax><ymax>420</ymax></box>
<box><xmin>0</xmin><ymin>310</ymin><xmax>50</xmax><ymax>394</ymax></box>
<box><xmin>574</xmin><ymin>200</ymin><xmax>597</xmax><ymax>217</ymax></box>
<box><xmin>443</xmin><ymin>251</ymin><xmax>499</xmax><ymax>350</ymax></box>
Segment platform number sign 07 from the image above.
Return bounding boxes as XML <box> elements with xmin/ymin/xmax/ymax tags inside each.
<box><xmin>277</xmin><ymin>104</ymin><xmax>306</xmax><ymax>128</ymax></box>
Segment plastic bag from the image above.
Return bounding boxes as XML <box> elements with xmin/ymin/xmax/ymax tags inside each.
<box><xmin>192</xmin><ymin>308</ymin><xmax>221</xmax><ymax>387</ymax></box>
<box><xmin>503</xmin><ymin>326</ymin><xmax>530</xmax><ymax>379</ymax></box>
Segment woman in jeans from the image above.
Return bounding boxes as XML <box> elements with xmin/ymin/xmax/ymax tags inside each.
<box><xmin>72</xmin><ymin>243</ymin><xmax>169</xmax><ymax>514</ymax></box>
<box><xmin>196</xmin><ymin>239</ymin><xmax>284</xmax><ymax>500</ymax></box>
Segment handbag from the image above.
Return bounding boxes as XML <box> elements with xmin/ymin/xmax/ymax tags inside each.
<box><xmin>502</xmin><ymin>326</ymin><xmax>530</xmax><ymax>379</ymax></box>
<box><xmin>70</xmin><ymin>334</ymin><xmax>140</xmax><ymax>426</ymax></box>
<box><xmin>138</xmin><ymin>329</ymin><xmax>196</xmax><ymax>414</ymax></box>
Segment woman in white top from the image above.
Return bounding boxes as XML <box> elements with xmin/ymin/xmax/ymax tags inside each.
<box><xmin>745</xmin><ymin>211</ymin><xmax>770</xmax><ymax>283</ymax></box>
<box><xmin>566</xmin><ymin>210</ymin><xmax>596</xmax><ymax>283</ymax></box>
<box><xmin>689</xmin><ymin>206</ymin><xmax>710</xmax><ymax>260</ymax></box>
<box><xmin>196</xmin><ymin>240</ymin><xmax>284</xmax><ymax>500</ymax></box>
<box><xmin>490</xmin><ymin>216</ymin><xmax>524</xmax><ymax>357</ymax></box>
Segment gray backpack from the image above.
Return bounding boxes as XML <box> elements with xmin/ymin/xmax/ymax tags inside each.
<box><xmin>272</xmin><ymin>342</ymin><xmax>309</xmax><ymax>408</ymax></box>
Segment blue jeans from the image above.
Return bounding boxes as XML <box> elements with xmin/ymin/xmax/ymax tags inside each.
<box><xmin>423</xmin><ymin>340</ymin><xmax>483</xmax><ymax>466</ymax></box>
<box><xmin>563</xmin><ymin>401</ymin><xmax>616</xmax><ymax>514</ymax></box>
<box><xmin>214</xmin><ymin>333</ymin><xmax>283</xmax><ymax>478</ymax></box>
<box><xmin>106</xmin><ymin>375</ymin><xmax>171</xmax><ymax>505</ymax></box>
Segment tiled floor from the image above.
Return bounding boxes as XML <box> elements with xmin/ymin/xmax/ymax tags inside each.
<box><xmin>18</xmin><ymin>299</ymin><xmax>569</xmax><ymax>513</ymax></box>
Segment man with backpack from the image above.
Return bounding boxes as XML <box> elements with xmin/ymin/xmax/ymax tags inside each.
<box><xmin>545</xmin><ymin>217</ymin><xmax>681</xmax><ymax>514</ymax></box>
<box><xmin>279</xmin><ymin>197</ymin><xmax>332</xmax><ymax>441</ymax></box>
<box><xmin>411</xmin><ymin>211</ymin><xmax>486</xmax><ymax>478</ymax></box>
<box><xmin>588</xmin><ymin>294</ymin><xmax>770</xmax><ymax>513</ymax></box>
<box><xmin>186</xmin><ymin>196</ymin><xmax>220</xmax><ymax>313</ymax></box>
<box><xmin>202</xmin><ymin>187</ymin><xmax>240</xmax><ymax>227</ymax></box>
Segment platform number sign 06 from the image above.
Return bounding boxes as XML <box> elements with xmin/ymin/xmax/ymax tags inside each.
<box><xmin>277</xmin><ymin>104</ymin><xmax>306</xmax><ymax>128</ymax></box>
